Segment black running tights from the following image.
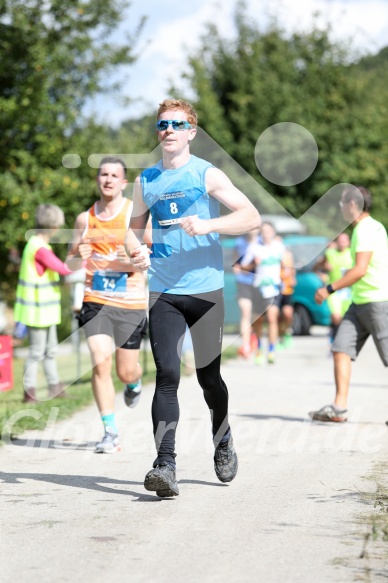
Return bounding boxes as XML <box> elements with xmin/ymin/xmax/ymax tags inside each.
<box><xmin>148</xmin><ymin>290</ymin><xmax>229</xmax><ymax>467</ymax></box>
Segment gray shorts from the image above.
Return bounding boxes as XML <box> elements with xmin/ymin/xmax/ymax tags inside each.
<box><xmin>78</xmin><ymin>302</ymin><xmax>147</xmax><ymax>349</ymax></box>
<box><xmin>237</xmin><ymin>282</ymin><xmax>256</xmax><ymax>302</ymax></box>
<box><xmin>332</xmin><ymin>301</ymin><xmax>388</xmax><ymax>366</ymax></box>
<box><xmin>252</xmin><ymin>288</ymin><xmax>281</xmax><ymax>316</ymax></box>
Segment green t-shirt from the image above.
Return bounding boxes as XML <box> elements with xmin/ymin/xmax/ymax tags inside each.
<box><xmin>325</xmin><ymin>247</ymin><xmax>353</xmax><ymax>282</ymax></box>
<box><xmin>351</xmin><ymin>216</ymin><xmax>388</xmax><ymax>304</ymax></box>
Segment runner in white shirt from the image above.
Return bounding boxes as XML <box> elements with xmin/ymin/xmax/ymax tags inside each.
<box><xmin>242</xmin><ymin>222</ymin><xmax>287</xmax><ymax>365</ymax></box>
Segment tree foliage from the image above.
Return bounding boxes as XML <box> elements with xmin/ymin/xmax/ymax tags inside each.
<box><xmin>2</xmin><ymin>0</ymin><xmax>388</xmax><ymax>304</ymax></box>
<box><xmin>0</xmin><ymin>0</ymin><xmax>144</xmax><ymax>298</ymax></box>
<box><xmin>177</xmin><ymin>2</ymin><xmax>388</xmax><ymax>225</ymax></box>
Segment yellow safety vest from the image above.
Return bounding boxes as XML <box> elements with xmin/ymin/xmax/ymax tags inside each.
<box><xmin>14</xmin><ymin>236</ymin><xmax>61</xmax><ymax>327</ymax></box>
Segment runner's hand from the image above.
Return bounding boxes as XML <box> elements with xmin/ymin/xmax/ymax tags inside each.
<box><xmin>116</xmin><ymin>245</ymin><xmax>131</xmax><ymax>264</ymax></box>
<box><xmin>315</xmin><ymin>286</ymin><xmax>329</xmax><ymax>305</ymax></box>
<box><xmin>78</xmin><ymin>242</ymin><xmax>93</xmax><ymax>259</ymax></box>
<box><xmin>180</xmin><ymin>215</ymin><xmax>207</xmax><ymax>237</ymax></box>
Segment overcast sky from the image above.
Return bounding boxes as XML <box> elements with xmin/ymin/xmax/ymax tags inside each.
<box><xmin>86</xmin><ymin>0</ymin><xmax>388</xmax><ymax>126</ymax></box>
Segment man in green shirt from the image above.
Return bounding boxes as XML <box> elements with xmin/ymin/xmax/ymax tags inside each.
<box><xmin>310</xmin><ymin>185</ymin><xmax>388</xmax><ymax>422</ymax></box>
<box><xmin>315</xmin><ymin>233</ymin><xmax>353</xmax><ymax>342</ymax></box>
<box><xmin>325</xmin><ymin>233</ymin><xmax>353</xmax><ymax>339</ymax></box>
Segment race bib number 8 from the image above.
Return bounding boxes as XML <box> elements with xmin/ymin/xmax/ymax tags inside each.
<box><xmin>155</xmin><ymin>192</ymin><xmax>196</xmax><ymax>226</ymax></box>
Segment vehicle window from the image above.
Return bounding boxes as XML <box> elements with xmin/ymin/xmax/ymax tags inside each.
<box><xmin>287</xmin><ymin>243</ymin><xmax>326</xmax><ymax>272</ymax></box>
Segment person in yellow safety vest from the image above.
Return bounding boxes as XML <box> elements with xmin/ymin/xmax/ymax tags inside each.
<box><xmin>14</xmin><ymin>204</ymin><xmax>72</xmax><ymax>402</ymax></box>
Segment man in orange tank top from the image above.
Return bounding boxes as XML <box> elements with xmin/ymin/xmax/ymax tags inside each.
<box><xmin>67</xmin><ymin>157</ymin><xmax>149</xmax><ymax>453</ymax></box>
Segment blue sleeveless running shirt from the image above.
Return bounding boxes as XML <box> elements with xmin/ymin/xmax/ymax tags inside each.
<box><xmin>141</xmin><ymin>155</ymin><xmax>224</xmax><ymax>294</ymax></box>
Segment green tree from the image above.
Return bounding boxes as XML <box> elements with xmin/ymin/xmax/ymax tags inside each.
<box><xmin>0</xmin><ymin>0</ymin><xmax>144</xmax><ymax>299</ymax></box>
<box><xmin>177</xmin><ymin>2</ymin><xmax>388</xmax><ymax>226</ymax></box>
<box><xmin>350</xmin><ymin>46</ymin><xmax>388</xmax><ymax>222</ymax></box>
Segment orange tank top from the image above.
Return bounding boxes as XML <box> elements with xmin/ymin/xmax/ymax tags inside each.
<box><xmin>82</xmin><ymin>198</ymin><xmax>147</xmax><ymax>310</ymax></box>
<box><xmin>280</xmin><ymin>252</ymin><xmax>295</xmax><ymax>296</ymax></box>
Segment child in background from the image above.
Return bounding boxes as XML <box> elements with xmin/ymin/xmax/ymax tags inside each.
<box><xmin>14</xmin><ymin>204</ymin><xmax>71</xmax><ymax>402</ymax></box>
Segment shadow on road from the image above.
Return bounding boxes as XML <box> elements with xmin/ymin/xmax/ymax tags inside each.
<box><xmin>235</xmin><ymin>413</ymin><xmax>384</xmax><ymax>425</ymax></box>
<box><xmin>0</xmin><ymin>471</ymin><xmax>226</xmax><ymax>501</ymax></box>
<box><xmin>236</xmin><ymin>413</ymin><xmax>308</xmax><ymax>423</ymax></box>
<box><xmin>7</xmin><ymin>438</ymin><xmax>97</xmax><ymax>451</ymax></box>
<box><xmin>0</xmin><ymin>470</ymin><xmax>149</xmax><ymax>497</ymax></box>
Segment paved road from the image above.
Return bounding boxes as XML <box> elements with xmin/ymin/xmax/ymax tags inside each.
<box><xmin>1</xmin><ymin>329</ymin><xmax>388</xmax><ymax>582</ymax></box>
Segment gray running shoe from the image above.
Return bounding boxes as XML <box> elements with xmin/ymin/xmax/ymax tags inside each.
<box><xmin>95</xmin><ymin>428</ymin><xmax>120</xmax><ymax>453</ymax></box>
<box><xmin>214</xmin><ymin>435</ymin><xmax>238</xmax><ymax>483</ymax></box>
<box><xmin>124</xmin><ymin>380</ymin><xmax>142</xmax><ymax>408</ymax></box>
<box><xmin>144</xmin><ymin>463</ymin><xmax>179</xmax><ymax>498</ymax></box>
<box><xmin>309</xmin><ymin>404</ymin><xmax>348</xmax><ymax>423</ymax></box>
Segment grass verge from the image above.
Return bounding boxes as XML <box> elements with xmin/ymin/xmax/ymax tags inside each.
<box><xmin>330</xmin><ymin>468</ymin><xmax>388</xmax><ymax>580</ymax></box>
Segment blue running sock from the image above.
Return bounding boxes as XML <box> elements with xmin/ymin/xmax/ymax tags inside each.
<box><xmin>269</xmin><ymin>343</ymin><xmax>275</xmax><ymax>353</ymax></box>
<box><xmin>101</xmin><ymin>413</ymin><xmax>117</xmax><ymax>434</ymax></box>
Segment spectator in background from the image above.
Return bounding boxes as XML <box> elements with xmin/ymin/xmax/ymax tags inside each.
<box><xmin>278</xmin><ymin>246</ymin><xmax>296</xmax><ymax>350</ymax></box>
<box><xmin>14</xmin><ymin>204</ymin><xmax>71</xmax><ymax>402</ymax></box>
<box><xmin>311</xmin><ymin>185</ymin><xmax>388</xmax><ymax>423</ymax></box>
<box><xmin>233</xmin><ymin>229</ymin><xmax>260</xmax><ymax>359</ymax></box>
<box><xmin>314</xmin><ymin>233</ymin><xmax>353</xmax><ymax>344</ymax></box>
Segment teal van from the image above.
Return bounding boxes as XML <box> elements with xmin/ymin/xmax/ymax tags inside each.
<box><xmin>221</xmin><ymin>234</ymin><xmax>332</xmax><ymax>335</ymax></box>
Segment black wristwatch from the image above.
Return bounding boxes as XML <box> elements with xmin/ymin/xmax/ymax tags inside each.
<box><xmin>326</xmin><ymin>283</ymin><xmax>335</xmax><ymax>294</ymax></box>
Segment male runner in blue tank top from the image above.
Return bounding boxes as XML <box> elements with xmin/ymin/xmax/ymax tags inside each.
<box><xmin>126</xmin><ymin>99</ymin><xmax>261</xmax><ymax>498</ymax></box>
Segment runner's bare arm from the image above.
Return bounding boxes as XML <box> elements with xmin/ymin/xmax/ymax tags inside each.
<box><xmin>66</xmin><ymin>212</ymin><xmax>91</xmax><ymax>270</ymax></box>
<box><xmin>125</xmin><ymin>177</ymin><xmax>151</xmax><ymax>267</ymax></box>
<box><xmin>315</xmin><ymin>251</ymin><xmax>373</xmax><ymax>304</ymax></box>
<box><xmin>180</xmin><ymin>167</ymin><xmax>260</xmax><ymax>237</ymax></box>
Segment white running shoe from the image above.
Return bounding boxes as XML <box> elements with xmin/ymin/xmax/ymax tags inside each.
<box><xmin>95</xmin><ymin>427</ymin><xmax>120</xmax><ymax>453</ymax></box>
